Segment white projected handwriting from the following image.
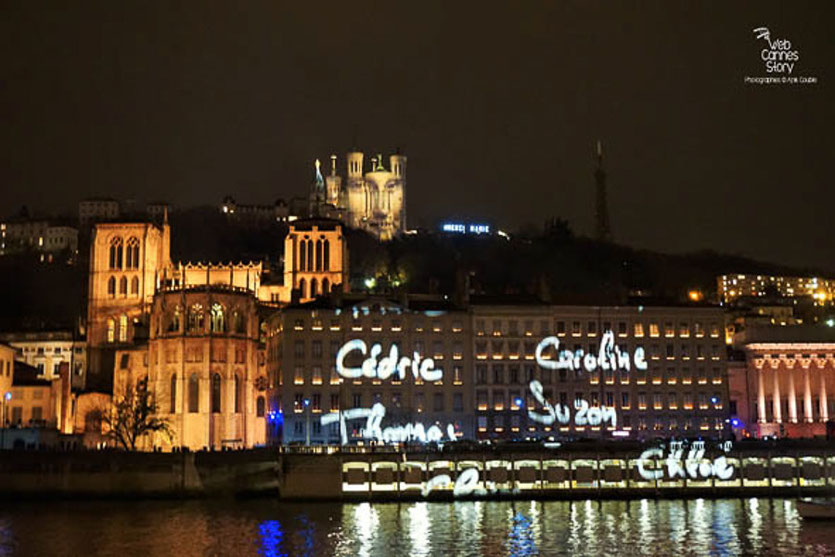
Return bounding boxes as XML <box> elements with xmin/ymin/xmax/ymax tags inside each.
<box><xmin>335</xmin><ymin>340</ymin><xmax>442</xmax><ymax>382</ymax></box>
<box><xmin>527</xmin><ymin>380</ymin><xmax>617</xmax><ymax>428</ymax></box>
<box><xmin>535</xmin><ymin>331</ymin><xmax>647</xmax><ymax>373</ymax></box>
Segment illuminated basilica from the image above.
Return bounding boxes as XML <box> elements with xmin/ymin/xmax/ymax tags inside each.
<box><xmin>312</xmin><ymin>151</ymin><xmax>406</xmax><ymax>240</ymax></box>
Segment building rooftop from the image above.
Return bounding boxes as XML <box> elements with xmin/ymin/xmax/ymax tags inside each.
<box><xmin>738</xmin><ymin>325</ymin><xmax>835</xmax><ymax>345</ymax></box>
<box><xmin>12</xmin><ymin>361</ymin><xmax>50</xmax><ymax>387</ymax></box>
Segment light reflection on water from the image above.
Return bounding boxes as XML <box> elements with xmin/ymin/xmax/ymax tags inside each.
<box><xmin>2</xmin><ymin>498</ymin><xmax>834</xmax><ymax>557</ymax></box>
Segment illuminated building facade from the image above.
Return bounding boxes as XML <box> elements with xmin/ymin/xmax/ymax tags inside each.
<box><xmin>471</xmin><ymin>304</ymin><xmax>729</xmax><ymax>441</ymax></box>
<box><xmin>113</xmin><ymin>287</ymin><xmax>268</xmax><ymax>450</ymax></box>
<box><xmin>265</xmin><ymin>297</ymin><xmax>729</xmax><ymax>446</ymax></box>
<box><xmin>728</xmin><ymin>326</ymin><xmax>835</xmax><ymax>439</ymax></box>
<box><xmin>0</xmin><ymin>219</ymin><xmax>77</xmax><ymax>258</ymax></box>
<box><xmin>0</xmin><ymin>343</ymin><xmax>13</xmax><ymax>405</ymax></box>
<box><xmin>0</xmin><ymin>331</ymin><xmax>86</xmax><ymax>388</ymax></box>
<box><xmin>718</xmin><ymin>273</ymin><xmax>835</xmax><ymax>305</ymax></box>
<box><xmin>266</xmin><ymin>297</ymin><xmax>473</xmax><ymax>444</ymax></box>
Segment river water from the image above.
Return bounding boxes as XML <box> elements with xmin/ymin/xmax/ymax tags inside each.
<box><xmin>1</xmin><ymin>498</ymin><xmax>834</xmax><ymax>556</ymax></box>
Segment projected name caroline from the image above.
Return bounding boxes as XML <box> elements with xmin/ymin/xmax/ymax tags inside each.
<box><xmin>535</xmin><ymin>330</ymin><xmax>647</xmax><ymax>373</ymax></box>
<box><xmin>336</xmin><ymin>340</ymin><xmax>442</xmax><ymax>382</ymax></box>
<box><xmin>527</xmin><ymin>380</ymin><xmax>617</xmax><ymax>427</ymax></box>
<box><xmin>321</xmin><ymin>403</ymin><xmax>456</xmax><ymax>445</ymax></box>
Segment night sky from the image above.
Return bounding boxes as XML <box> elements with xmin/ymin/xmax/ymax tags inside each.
<box><xmin>2</xmin><ymin>1</ymin><xmax>832</xmax><ymax>268</ymax></box>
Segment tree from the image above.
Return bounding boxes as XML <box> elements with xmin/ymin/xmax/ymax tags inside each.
<box><xmin>104</xmin><ymin>377</ymin><xmax>172</xmax><ymax>450</ymax></box>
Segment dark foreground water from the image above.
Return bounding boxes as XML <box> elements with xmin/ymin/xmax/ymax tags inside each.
<box><xmin>1</xmin><ymin>498</ymin><xmax>834</xmax><ymax>557</ymax></box>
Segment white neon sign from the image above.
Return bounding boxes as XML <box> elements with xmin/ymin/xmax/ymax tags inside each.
<box><xmin>535</xmin><ymin>330</ymin><xmax>647</xmax><ymax>373</ymax></box>
<box><xmin>441</xmin><ymin>223</ymin><xmax>491</xmax><ymax>235</ymax></box>
<box><xmin>336</xmin><ymin>340</ymin><xmax>442</xmax><ymax>382</ymax></box>
<box><xmin>527</xmin><ymin>380</ymin><xmax>617</xmax><ymax>427</ymax></box>
<box><xmin>636</xmin><ymin>440</ymin><xmax>734</xmax><ymax>481</ymax></box>
<box><xmin>321</xmin><ymin>403</ymin><xmax>456</xmax><ymax>445</ymax></box>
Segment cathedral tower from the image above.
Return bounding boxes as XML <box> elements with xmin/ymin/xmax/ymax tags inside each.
<box><xmin>86</xmin><ymin>220</ymin><xmax>171</xmax><ymax>387</ymax></box>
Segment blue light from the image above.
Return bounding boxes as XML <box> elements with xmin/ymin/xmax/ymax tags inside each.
<box><xmin>711</xmin><ymin>396</ymin><xmax>719</xmax><ymax>404</ymax></box>
<box><xmin>514</xmin><ymin>397</ymin><xmax>524</xmax><ymax>408</ymax></box>
<box><xmin>257</xmin><ymin>520</ymin><xmax>288</xmax><ymax>557</ymax></box>
<box><xmin>303</xmin><ymin>398</ymin><xmax>311</xmax><ymax>407</ymax></box>
<box><xmin>3</xmin><ymin>392</ymin><xmax>10</xmax><ymax>401</ymax></box>
<box><xmin>731</xmin><ymin>418</ymin><xmax>741</xmax><ymax>428</ymax></box>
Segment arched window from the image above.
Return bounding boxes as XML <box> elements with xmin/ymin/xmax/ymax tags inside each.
<box><xmin>231</xmin><ymin>310</ymin><xmax>245</xmax><ymax>334</ymax></box>
<box><xmin>256</xmin><ymin>396</ymin><xmax>266</xmax><ymax>418</ymax></box>
<box><xmin>210</xmin><ymin>303</ymin><xmax>225</xmax><ymax>333</ymax></box>
<box><xmin>188</xmin><ymin>374</ymin><xmax>199</xmax><ymax>413</ymax></box>
<box><xmin>307</xmin><ymin>239</ymin><xmax>314</xmax><ymax>271</ymax></box>
<box><xmin>188</xmin><ymin>304</ymin><xmax>204</xmax><ymax>333</ymax></box>
<box><xmin>298</xmin><ymin>278</ymin><xmax>306</xmax><ymax>299</ymax></box>
<box><xmin>118</xmin><ymin>315</ymin><xmax>128</xmax><ymax>342</ymax></box>
<box><xmin>170</xmin><ymin>374</ymin><xmax>177</xmax><ymax>413</ymax></box>
<box><xmin>310</xmin><ymin>278</ymin><xmax>318</xmax><ymax>297</ymax></box>
<box><xmin>323</xmin><ymin>239</ymin><xmax>330</xmax><ymax>271</ymax></box>
<box><xmin>211</xmin><ymin>373</ymin><xmax>221</xmax><ymax>413</ymax></box>
<box><xmin>109</xmin><ymin>237</ymin><xmax>123</xmax><ymax>269</ymax></box>
<box><xmin>106</xmin><ymin>318</ymin><xmax>115</xmax><ymax>343</ymax></box>
<box><xmin>234</xmin><ymin>374</ymin><xmax>242</xmax><ymax>413</ymax></box>
<box><xmin>126</xmin><ymin>237</ymin><xmax>140</xmax><ymax>269</ymax></box>
<box><xmin>168</xmin><ymin>306</ymin><xmax>181</xmax><ymax>332</ymax></box>
<box><xmin>316</xmin><ymin>239</ymin><xmax>323</xmax><ymax>271</ymax></box>
<box><xmin>299</xmin><ymin>239</ymin><xmax>306</xmax><ymax>271</ymax></box>
<box><xmin>322</xmin><ymin>278</ymin><xmax>330</xmax><ymax>295</ymax></box>
<box><xmin>119</xmin><ymin>276</ymin><xmax>128</xmax><ymax>297</ymax></box>
<box><xmin>130</xmin><ymin>276</ymin><xmax>139</xmax><ymax>296</ymax></box>
<box><xmin>107</xmin><ymin>276</ymin><xmax>116</xmax><ymax>298</ymax></box>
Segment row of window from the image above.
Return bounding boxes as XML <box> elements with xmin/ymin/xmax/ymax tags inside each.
<box><xmin>294</xmin><ymin>237</ymin><xmax>332</xmax><ymax>273</ymax></box>
<box><xmin>106</xmin><ymin>275</ymin><xmax>140</xmax><ymax>298</ymax></box>
<box><xmin>476</xmin><ymin>415</ymin><xmax>725</xmax><ymax>431</ymax></box>
<box><xmin>106</xmin><ymin>315</ymin><xmax>129</xmax><ymax>343</ymax></box>
<box><xmin>18</xmin><ymin>345</ymin><xmax>83</xmax><ymax>355</ymax></box>
<box><xmin>296</xmin><ymin>277</ymin><xmax>332</xmax><ymax>299</ymax></box>
<box><xmin>7</xmin><ymin>406</ymin><xmax>44</xmax><ymax>425</ymax></box>
<box><xmin>108</xmin><ymin>236</ymin><xmax>140</xmax><ymax>270</ymax></box>
<box><xmin>290</xmin><ymin>365</ymin><xmax>465</xmax><ymax>386</ymax></box>
<box><xmin>163</xmin><ymin>304</ymin><xmax>248</xmax><ymax>335</ymax></box>
<box><xmin>290</xmin><ymin>391</ymin><xmax>465</xmax><ymax>413</ymax></box>
<box><xmin>289</xmin><ymin>318</ymin><xmax>464</xmax><ymax>333</ymax></box>
<box><xmin>475</xmin><ymin>340</ymin><xmax>723</xmax><ymax>359</ymax></box>
<box><xmin>475</xmin><ymin>365</ymin><xmax>724</xmax><ymax>385</ymax></box>
<box><xmin>475</xmin><ymin>390</ymin><xmax>724</xmax><ymax>411</ymax></box>
<box><xmin>473</xmin><ymin>319</ymin><xmax>722</xmax><ymax>339</ymax></box>
<box><xmin>168</xmin><ymin>373</ymin><xmax>266</xmax><ymax>417</ymax></box>
<box><xmin>289</xmin><ymin>339</ymin><xmax>465</xmax><ymax>360</ymax></box>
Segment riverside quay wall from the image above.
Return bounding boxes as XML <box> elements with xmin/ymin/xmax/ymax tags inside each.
<box><xmin>2</xmin><ymin>441</ymin><xmax>835</xmax><ymax>500</ymax></box>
